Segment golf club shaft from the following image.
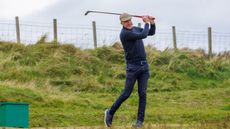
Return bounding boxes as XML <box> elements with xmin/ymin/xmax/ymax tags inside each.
<box><xmin>85</xmin><ymin>11</ymin><xmax>143</xmax><ymax>18</ymax></box>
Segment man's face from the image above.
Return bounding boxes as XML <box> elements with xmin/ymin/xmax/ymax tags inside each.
<box><xmin>121</xmin><ymin>19</ymin><xmax>133</xmax><ymax>29</ymax></box>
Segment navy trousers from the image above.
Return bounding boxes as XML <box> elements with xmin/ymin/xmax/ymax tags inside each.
<box><xmin>109</xmin><ymin>61</ymin><xmax>149</xmax><ymax>122</ymax></box>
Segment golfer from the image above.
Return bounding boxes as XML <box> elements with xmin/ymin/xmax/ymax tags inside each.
<box><xmin>104</xmin><ymin>13</ymin><xmax>156</xmax><ymax>128</ymax></box>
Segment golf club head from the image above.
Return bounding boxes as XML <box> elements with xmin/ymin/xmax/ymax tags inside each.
<box><xmin>84</xmin><ymin>11</ymin><xmax>92</xmax><ymax>16</ymax></box>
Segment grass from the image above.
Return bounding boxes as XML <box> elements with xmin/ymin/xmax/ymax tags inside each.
<box><xmin>0</xmin><ymin>41</ymin><xmax>230</xmax><ymax>128</ymax></box>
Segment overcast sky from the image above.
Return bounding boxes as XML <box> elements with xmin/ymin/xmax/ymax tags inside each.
<box><xmin>0</xmin><ymin>0</ymin><xmax>230</xmax><ymax>31</ymax></box>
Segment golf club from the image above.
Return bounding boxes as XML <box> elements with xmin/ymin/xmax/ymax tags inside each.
<box><xmin>85</xmin><ymin>10</ymin><xmax>155</xmax><ymax>20</ymax></box>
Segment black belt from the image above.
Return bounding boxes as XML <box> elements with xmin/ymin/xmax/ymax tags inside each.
<box><xmin>128</xmin><ymin>60</ymin><xmax>147</xmax><ymax>65</ymax></box>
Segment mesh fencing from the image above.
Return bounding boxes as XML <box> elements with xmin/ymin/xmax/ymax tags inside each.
<box><xmin>0</xmin><ymin>20</ymin><xmax>230</xmax><ymax>53</ymax></box>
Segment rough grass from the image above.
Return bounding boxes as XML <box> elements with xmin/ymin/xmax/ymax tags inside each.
<box><xmin>0</xmin><ymin>41</ymin><xmax>230</xmax><ymax>128</ymax></box>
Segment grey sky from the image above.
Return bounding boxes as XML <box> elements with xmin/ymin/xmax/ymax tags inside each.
<box><xmin>1</xmin><ymin>0</ymin><xmax>230</xmax><ymax>31</ymax></box>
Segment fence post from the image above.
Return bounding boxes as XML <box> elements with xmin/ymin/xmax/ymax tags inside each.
<box><xmin>53</xmin><ymin>19</ymin><xmax>58</xmax><ymax>43</ymax></box>
<box><xmin>208</xmin><ymin>27</ymin><xmax>212</xmax><ymax>57</ymax></box>
<box><xmin>138</xmin><ymin>23</ymin><xmax>141</xmax><ymax>27</ymax></box>
<box><xmin>15</xmin><ymin>16</ymin><xmax>20</xmax><ymax>43</ymax></box>
<box><xmin>92</xmin><ymin>21</ymin><xmax>97</xmax><ymax>48</ymax></box>
<box><xmin>172</xmin><ymin>26</ymin><xmax>177</xmax><ymax>51</ymax></box>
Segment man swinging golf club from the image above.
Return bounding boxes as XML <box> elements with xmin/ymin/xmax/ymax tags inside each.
<box><xmin>104</xmin><ymin>13</ymin><xmax>156</xmax><ymax>128</ymax></box>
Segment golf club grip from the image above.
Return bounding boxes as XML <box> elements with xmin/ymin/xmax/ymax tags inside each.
<box><xmin>132</xmin><ymin>15</ymin><xmax>143</xmax><ymax>18</ymax></box>
<box><xmin>132</xmin><ymin>15</ymin><xmax>155</xmax><ymax>20</ymax></box>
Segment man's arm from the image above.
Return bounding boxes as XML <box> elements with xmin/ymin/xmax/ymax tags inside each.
<box><xmin>148</xmin><ymin>23</ymin><xmax>156</xmax><ymax>36</ymax></box>
<box><xmin>134</xmin><ymin>16</ymin><xmax>155</xmax><ymax>36</ymax></box>
<box><xmin>148</xmin><ymin>16</ymin><xmax>156</xmax><ymax>36</ymax></box>
<box><xmin>122</xmin><ymin>23</ymin><xmax>149</xmax><ymax>41</ymax></box>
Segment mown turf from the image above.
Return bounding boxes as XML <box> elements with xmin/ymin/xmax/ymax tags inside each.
<box><xmin>0</xmin><ymin>41</ymin><xmax>229</xmax><ymax>127</ymax></box>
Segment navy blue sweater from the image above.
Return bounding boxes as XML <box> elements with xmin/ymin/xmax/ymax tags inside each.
<box><xmin>120</xmin><ymin>23</ymin><xmax>156</xmax><ymax>63</ymax></box>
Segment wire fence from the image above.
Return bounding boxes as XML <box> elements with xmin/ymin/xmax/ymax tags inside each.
<box><xmin>0</xmin><ymin>18</ymin><xmax>230</xmax><ymax>53</ymax></box>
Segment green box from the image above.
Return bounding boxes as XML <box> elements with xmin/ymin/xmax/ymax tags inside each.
<box><xmin>0</xmin><ymin>102</ymin><xmax>29</xmax><ymax>128</ymax></box>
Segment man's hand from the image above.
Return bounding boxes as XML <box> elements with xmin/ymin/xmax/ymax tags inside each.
<box><xmin>148</xmin><ymin>16</ymin><xmax>155</xmax><ymax>24</ymax></box>
<box><xmin>142</xmin><ymin>16</ymin><xmax>150</xmax><ymax>23</ymax></box>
